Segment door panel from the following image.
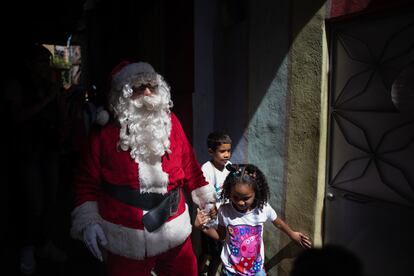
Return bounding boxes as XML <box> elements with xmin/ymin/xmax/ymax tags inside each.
<box><xmin>325</xmin><ymin>9</ymin><xmax>414</xmax><ymax>276</ymax></box>
<box><xmin>325</xmin><ymin>187</ymin><xmax>413</xmax><ymax>276</ymax></box>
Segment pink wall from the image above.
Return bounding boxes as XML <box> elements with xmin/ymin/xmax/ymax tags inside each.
<box><xmin>329</xmin><ymin>0</ymin><xmax>371</xmax><ymax>17</ymax></box>
<box><xmin>328</xmin><ymin>0</ymin><xmax>412</xmax><ymax>19</ymax></box>
<box><xmin>329</xmin><ymin>0</ymin><xmax>370</xmax><ymax>18</ymax></box>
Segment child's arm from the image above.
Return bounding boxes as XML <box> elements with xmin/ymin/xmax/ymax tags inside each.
<box><xmin>194</xmin><ymin>208</ymin><xmax>226</xmax><ymax>241</ymax></box>
<box><xmin>272</xmin><ymin>217</ymin><xmax>312</xmax><ymax>248</ymax></box>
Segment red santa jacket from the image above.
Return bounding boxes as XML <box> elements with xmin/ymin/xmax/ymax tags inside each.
<box><xmin>71</xmin><ymin>112</ymin><xmax>215</xmax><ymax>260</ymax></box>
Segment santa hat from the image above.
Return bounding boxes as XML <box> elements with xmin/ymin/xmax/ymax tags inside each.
<box><xmin>110</xmin><ymin>61</ymin><xmax>156</xmax><ymax>91</ymax></box>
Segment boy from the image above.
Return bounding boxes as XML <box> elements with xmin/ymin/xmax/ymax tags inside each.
<box><xmin>202</xmin><ymin>131</ymin><xmax>232</xmax><ymax>198</ymax></box>
<box><xmin>199</xmin><ymin>131</ymin><xmax>232</xmax><ymax>276</ymax></box>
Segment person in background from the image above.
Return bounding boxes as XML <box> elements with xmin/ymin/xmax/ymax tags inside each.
<box><xmin>195</xmin><ymin>164</ymin><xmax>312</xmax><ymax>275</ymax></box>
<box><xmin>3</xmin><ymin>43</ymin><xmax>68</xmax><ymax>275</ymax></box>
<box><xmin>70</xmin><ymin>61</ymin><xmax>216</xmax><ymax>276</ymax></box>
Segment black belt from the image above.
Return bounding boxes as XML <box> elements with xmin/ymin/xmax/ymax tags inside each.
<box><xmin>102</xmin><ymin>181</ymin><xmax>180</xmax><ymax>232</ymax></box>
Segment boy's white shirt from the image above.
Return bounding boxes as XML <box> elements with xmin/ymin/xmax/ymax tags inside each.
<box><xmin>201</xmin><ymin>160</ymin><xmax>231</xmax><ymax>228</ymax></box>
<box><xmin>201</xmin><ymin>160</ymin><xmax>231</xmax><ymax>201</ymax></box>
<box><xmin>218</xmin><ymin>202</ymin><xmax>277</xmax><ymax>275</ymax></box>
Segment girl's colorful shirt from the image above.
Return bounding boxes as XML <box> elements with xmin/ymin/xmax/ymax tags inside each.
<box><xmin>218</xmin><ymin>202</ymin><xmax>277</xmax><ymax>275</ymax></box>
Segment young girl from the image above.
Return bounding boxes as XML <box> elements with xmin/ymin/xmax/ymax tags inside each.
<box><xmin>195</xmin><ymin>164</ymin><xmax>312</xmax><ymax>276</ymax></box>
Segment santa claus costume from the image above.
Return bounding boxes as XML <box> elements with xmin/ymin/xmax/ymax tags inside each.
<box><xmin>71</xmin><ymin>62</ymin><xmax>215</xmax><ymax>276</ymax></box>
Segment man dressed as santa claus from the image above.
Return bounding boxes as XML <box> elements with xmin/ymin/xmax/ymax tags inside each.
<box><xmin>70</xmin><ymin>61</ymin><xmax>215</xmax><ymax>276</ymax></box>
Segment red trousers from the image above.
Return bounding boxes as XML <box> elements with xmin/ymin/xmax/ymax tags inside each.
<box><xmin>106</xmin><ymin>237</ymin><xmax>197</xmax><ymax>276</ymax></box>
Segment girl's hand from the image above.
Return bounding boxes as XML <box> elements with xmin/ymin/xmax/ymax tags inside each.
<box><xmin>291</xmin><ymin>232</ymin><xmax>312</xmax><ymax>248</ymax></box>
<box><xmin>194</xmin><ymin>208</ymin><xmax>211</xmax><ymax>230</ymax></box>
<box><xmin>209</xmin><ymin>204</ymin><xmax>218</xmax><ymax>220</ymax></box>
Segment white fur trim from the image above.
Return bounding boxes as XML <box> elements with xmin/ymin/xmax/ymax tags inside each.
<box><xmin>70</xmin><ymin>201</ymin><xmax>101</xmax><ymax>240</ymax></box>
<box><xmin>71</xmin><ymin>201</ymin><xmax>192</xmax><ymax>260</ymax></box>
<box><xmin>138</xmin><ymin>159</ymin><xmax>169</xmax><ymax>194</ymax></box>
<box><xmin>191</xmin><ymin>184</ymin><xmax>216</xmax><ymax>207</ymax></box>
<box><xmin>144</xmin><ymin>206</ymin><xmax>192</xmax><ymax>256</ymax></box>
<box><xmin>112</xmin><ymin>62</ymin><xmax>155</xmax><ymax>91</ymax></box>
<box><xmin>101</xmin><ymin>204</ymin><xmax>192</xmax><ymax>259</ymax></box>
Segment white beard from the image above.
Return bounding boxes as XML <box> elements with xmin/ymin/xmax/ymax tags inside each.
<box><xmin>116</xmin><ymin>89</ymin><xmax>172</xmax><ymax>194</ymax></box>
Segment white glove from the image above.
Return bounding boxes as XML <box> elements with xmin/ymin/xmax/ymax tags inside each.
<box><xmin>83</xmin><ymin>223</ymin><xmax>108</xmax><ymax>261</ymax></box>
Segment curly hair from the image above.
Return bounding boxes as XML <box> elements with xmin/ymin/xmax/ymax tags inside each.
<box><xmin>220</xmin><ymin>164</ymin><xmax>270</xmax><ymax>210</ymax></box>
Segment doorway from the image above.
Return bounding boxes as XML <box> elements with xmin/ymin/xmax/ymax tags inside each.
<box><xmin>325</xmin><ymin>8</ymin><xmax>414</xmax><ymax>276</ymax></box>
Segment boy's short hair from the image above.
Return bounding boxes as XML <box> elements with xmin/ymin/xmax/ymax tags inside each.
<box><xmin>207</xmin><ymin>131</ymin><xmax>232</xmax><ymax>151</ymax></box>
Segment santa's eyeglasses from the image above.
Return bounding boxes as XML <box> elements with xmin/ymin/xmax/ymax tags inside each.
<box><xmin>133</xmin><ymin>83</ymin><xmax>158</xmax><ymax>93</ymax></box>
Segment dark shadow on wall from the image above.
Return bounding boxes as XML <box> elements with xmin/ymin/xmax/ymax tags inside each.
<box><xmin>213</xmin><ymin>0</ymin><xmax>327</xmax><ymax>160</ymax></box>
<box><xmin>264</xmin><ymin>241</ymin><xmax>305</xmax><ymax>272</ymax></box>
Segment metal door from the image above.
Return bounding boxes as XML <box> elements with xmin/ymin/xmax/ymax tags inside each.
<box><xmin>325</xmin><ymin>9</ymin><xmax>414</xmax><ymax>276</ymax></box>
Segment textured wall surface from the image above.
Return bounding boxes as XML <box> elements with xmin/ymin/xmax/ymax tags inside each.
<box><xmin>279</xmin><ymin>3</ymin><xmax>326</xmax><ymax>276</ymax></box>
<box><xmin>247</xmin><ymin>2</ymin><xmax>291</xmax><ymax>268</ymax></box>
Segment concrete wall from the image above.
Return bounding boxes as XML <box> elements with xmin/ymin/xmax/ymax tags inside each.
<box><xmin>247</xmin><ymin>2</ymin><xmax>291</xmax><ymax>274</ymax></box>
<box><xmin>280</xmin><ymin>2</ymin><xmax>327</xmax><ymax>275</ymax></box>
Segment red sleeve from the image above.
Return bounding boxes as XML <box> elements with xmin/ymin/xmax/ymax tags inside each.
<box><xmin>73</xmin><ymin>127</ymin><xmax>102</xmax><ymax>207</ymax></box>
<box><xmin>171</xmin><ymin>113</ymin><xmax>208</xmax><ymax>192</ymax></box>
